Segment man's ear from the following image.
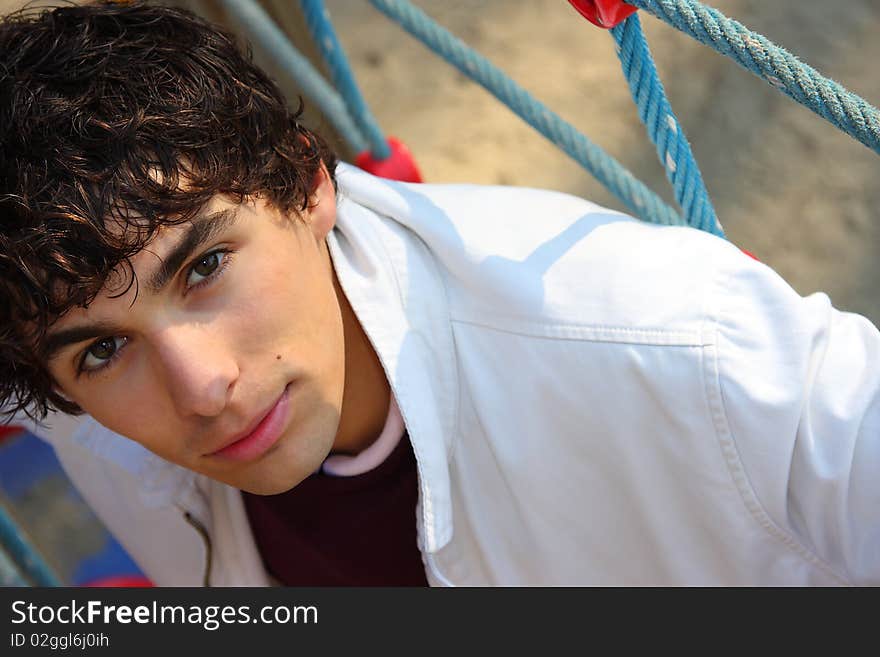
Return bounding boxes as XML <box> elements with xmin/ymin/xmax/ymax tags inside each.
<box><xmin>306</xmin><ymin>161</ymin><xmax>336</xmax><ymax>241</ymax></box>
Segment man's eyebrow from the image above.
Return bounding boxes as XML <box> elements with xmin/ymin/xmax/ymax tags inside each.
<box><xmin>43</xmin><ymin>321</ymin><xmax>126</xmax><ymax>363</ymax></box>
<box><xmin>146</xmin><ymin>207</ymin><xmax>240</xmax><ymax>293</ymax></box>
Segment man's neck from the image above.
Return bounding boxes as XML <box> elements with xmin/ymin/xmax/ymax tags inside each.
<box><xmin>330</xmin><ymin>269</ymin><xmax>391</xmax><ymax>456</ymax></box>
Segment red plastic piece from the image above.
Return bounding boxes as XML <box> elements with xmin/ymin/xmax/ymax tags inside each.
<box><xmin>568</xmin><ymin>0</ymin><xmax>637</xmax><ymax>28</ymax></box>
<box><xmin>0</xmin><ymin>425</ymin><xmax>22</xmax><ymax>445</ymax></box>
<box><xmin>86</xmin><ymin>575</ymin><xmax>154</xmax><ymax>587</ymax></box>
<box><xmin>355</xmin><ymin>137</ymin><xmax>423</xmax><ymax>183</ymax></box>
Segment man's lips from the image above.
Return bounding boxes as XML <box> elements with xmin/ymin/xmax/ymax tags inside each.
<box><xmin>208</xmin><ymin>383</ymin><xmax>293</xmax><ymax>462</ymax></box>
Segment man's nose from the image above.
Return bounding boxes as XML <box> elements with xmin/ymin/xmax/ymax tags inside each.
<box><xmin>152</xmin><ymin>325</ymin><xmax>239</xmax><ymax>418</ymax></box>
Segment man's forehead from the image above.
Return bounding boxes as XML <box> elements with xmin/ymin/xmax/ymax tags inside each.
<box><xmin>91</xmin><ymin>222</ymin><xmax>182</xmax><ymax>296</ymax></box>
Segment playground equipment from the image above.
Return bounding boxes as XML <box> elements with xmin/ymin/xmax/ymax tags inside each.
<box><xmin>0</xmin><ymin>428</ymin><xmax>149</xmax><ymax>586</ymax></box>
<box><xmin>2</xmin><ymin>0</ymin><xmax>878</xmax><ymax>585</ymax></box>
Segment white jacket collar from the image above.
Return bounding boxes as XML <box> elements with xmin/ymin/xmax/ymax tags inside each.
<box><xmin>327</xmin><ymin>164</ymin><xmax>457</xmax><ymax>552</ymax></box>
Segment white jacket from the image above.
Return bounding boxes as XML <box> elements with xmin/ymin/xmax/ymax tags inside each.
<box><xmin>26</xmin><ymin>164</ymin><xmax>880</xmax><ymax>586</ymax></box>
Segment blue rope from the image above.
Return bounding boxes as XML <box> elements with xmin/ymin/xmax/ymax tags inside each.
<box><xmin>366</xmin><ymin>0</ymin><xmax>685</xmax><ymax>227</ymax></box>
<box><xmin>218</xmin><ymin>0</ymin><xmax>368</xmax><ymax>154</ymax></box>
<box><xmin>626</xmin><ymin>0</ymin><xmax>880</xmax><ymax>156</ymax></box>
<box><xmin>300</xmin><ymin>0</ymin><xmax>391</xmax><ymax>159</ymax></box>
<box><xmin>0</xmin><ymin>501</ymin><xmax>60</xmax><ymax>586</ymax></box>
<box><xmin>611</xmin><ymin>14</ymin><xmax>722</xmax><ymax>236</ymax></box>
<box><xmin>0</xmin><ymin>545</ymin><xmax>30</xmax><ymax>587</ymax></box>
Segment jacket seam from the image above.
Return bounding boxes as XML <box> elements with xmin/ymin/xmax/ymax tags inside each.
<box><xmin>451</xmin><ymin>315</ymin><xmax>704</xmax><ymax>346</ymax></box>
<box><xmin>702</xmin><ymin>271</ymin><xmax>851</xmax><ymax>586</ymax></box>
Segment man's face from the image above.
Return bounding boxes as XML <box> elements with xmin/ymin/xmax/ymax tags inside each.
<box><xmin>45</xmin><ymin>169</ymin><xmax>346</xmax><ymax>494</ymax></box>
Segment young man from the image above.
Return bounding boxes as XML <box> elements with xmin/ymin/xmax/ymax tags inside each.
<box><xmin>1</xmin><ymin>2</ymin><xmax>878</xmax><ymax>586</ymax></box>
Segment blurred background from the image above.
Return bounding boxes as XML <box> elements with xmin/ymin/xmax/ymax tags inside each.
<box><xmin>1</xmin><ymin>0</ymin><xmax>878</xmax><ymax>584</ymax></box>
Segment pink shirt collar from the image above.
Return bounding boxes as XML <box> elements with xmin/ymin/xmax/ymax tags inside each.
<box><xmin>320</xmin><ymin>394</ymin><xmax>405</xmax><ymax>477</ymax></box>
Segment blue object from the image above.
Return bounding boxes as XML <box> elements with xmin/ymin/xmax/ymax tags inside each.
<box><xmin>218</xmin><ymin>0</ymin><xmax>369</xmax><ymax>154</ymax></box>
<box><xmin>0</xmin><ymin>502</ymin><xmax>60</xmax><ymax>586</ymax></box>
<box><xmin>0</xmin><ymin>431</ymin><xmax>144</xmax><ymax>586</ymax></box>
<box><xmin>300</xmin><ymin>0</ymin><xmax>391</xmax><ymax>159</ymax></box>
<box><xmin>611</xmin><ymin>13</ymin><xmax>722</xmax><ymax>236</ymax></box>
<box><xmin>0</xmin><ymin>545</ymin><xmax>30</xmax><ymax>587</ymax></box>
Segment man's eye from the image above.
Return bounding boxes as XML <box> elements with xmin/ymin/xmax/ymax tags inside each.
<box><xmin>80</xmin><ymin>336</ymin><xmax>126</xmax><ymax>373</ymax></box>
<box><xmin>186</xmin><ymin>250</ymin><xmax>227</xmax><ymax>288</ymax></box>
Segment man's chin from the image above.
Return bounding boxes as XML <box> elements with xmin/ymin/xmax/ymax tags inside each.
<box><xmin>220</xmin><ymin>442</ymin><xmax>331</xmax><ymax>495</ymax></box>
<box><xmin>209</xmin><ymin>400</ymin><xmax>341</xmax><ymax>495</ymax></box>
<box><xmin>236</xmin><ymin>474</ymin><xmax>311</xmax><ymax>496</ymax></box>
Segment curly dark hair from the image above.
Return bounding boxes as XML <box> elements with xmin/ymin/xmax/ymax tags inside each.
<box><xmin>0</xmin><ymin>1</ymin><xmax>338</xmax><ymax>421</ymax></box>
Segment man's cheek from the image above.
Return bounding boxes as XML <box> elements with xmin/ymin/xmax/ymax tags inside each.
<box><xmin>244</xmin><ymin>275</ymin><xmax>309</xmax><ymax>329</ymax></box>
<box><xmin>86</xmin><ymin>372</ymin><xmax>170</xmax><ymax>450</ymax></box>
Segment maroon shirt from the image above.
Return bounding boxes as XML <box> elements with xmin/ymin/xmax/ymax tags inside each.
<box><xmin>242</xmin><ymin>433</ymin><xmax>429</xmax><ymax>586</ymax></box>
